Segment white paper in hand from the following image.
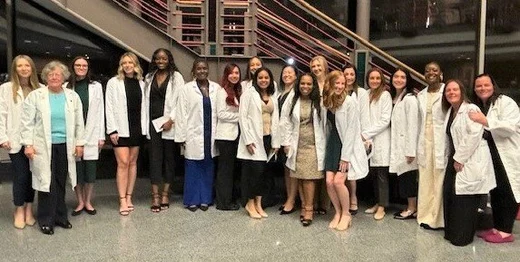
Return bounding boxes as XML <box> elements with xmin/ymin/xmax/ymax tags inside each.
<box><xmin>152</xmin><ymin>116</ymin><xmax>170</xmax><ymax>133</ymax></box>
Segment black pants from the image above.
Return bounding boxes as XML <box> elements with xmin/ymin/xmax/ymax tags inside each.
<box><xmin>9</xmin><ymin>148</ymin><xmax>35</xmax><ymax>206</ymax></box>
<box><xmin>490</xmin><ymin>161</ymin><xmax>517</xmax><ymax>233</ymax></box>
<box><xmin>443</xmin><ymin>161</ymin><xmax>481</xmax><ymax>246</ymax></box>
<box><xmin>370</xmin><ymin>166</ymin><xmax>389</xmax><ymax>207</ymax></box>
<box><xmin>215</xmin><ymin>139</ymin><xmax>239</xmax><ymax>208</ymax></box>
<box><xmin>38</xmin><ymin>144</ymin><xmax>68</xmax><ymax>226</ymax></box>
<box><xmin>149</xmin><ymin>123</ymin><xmax>175</xmax><ymax>185</ymax></box>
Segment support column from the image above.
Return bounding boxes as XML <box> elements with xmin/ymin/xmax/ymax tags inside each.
<box><xmin>6</xmin><ymin>0</ymin><xmax>16</xmax><ymax>72</ymax></box>
<box><xmin>356</xmin><ymin>0</ymin><xmax>370</xmax><ymax>40</ymax></box>
<box><xmin>475</xmin><ymin>0</ymin><xmax>487</xmax><ymax>74</ymax></box>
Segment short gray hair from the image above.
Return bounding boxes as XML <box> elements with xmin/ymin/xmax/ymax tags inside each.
<box><xmin>41</xmin><ymin>61</ymin><xmax>70</xmax><ymax>84</ymax></box>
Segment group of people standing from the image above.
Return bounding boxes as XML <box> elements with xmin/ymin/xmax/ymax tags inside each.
<box><xmin>1</xmin><ymin>51</ymin><xmax>518</xmax><ymax>246</ymax></box>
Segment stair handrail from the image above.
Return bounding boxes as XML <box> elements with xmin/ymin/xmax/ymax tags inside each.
<box><xmin>288</xmin><ymin>0</ymin><xmax>426</xmax><ymax>83</ymax></box>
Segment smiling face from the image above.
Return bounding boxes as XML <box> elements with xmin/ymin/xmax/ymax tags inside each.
<box><xmin>424</xmin><ymin>63</ymin><xmax>441</xmax><ymax>86</ymax></box>
<box><xmin>256</xmin><ymin>70</ymin><xmax>271</xmax><ymax>90</ymax></box>
<box><xmin>311</xmin><ymin>59</ymin><xmax>324</xmax><ymax>78</ymax></box>
<box><xmin>154</xmin><ymin>50</ymin><xmax>169</xmax><ymax>70</ymax></box>
<box><xmin>343</xmin><ymin>67</ymin><xmax>356</xmax><ymax>88</ymax></box>
<box><xmin>249</xmin><ymin>57</ymin><xmax>262</xmax><ymax>76</ymax></box>
<box><xmin>392</xmin><ymin>70</ymin><xmax>407</xmax><ymax>91</ymax></box>
<box><xmin>74</xmin><ymin>58</ymin><xmax>89</xmax><ymax>79</ymax></box>
<box><xmin>47</xmin><ymin>68</ymin><xmax>65</xmax><ymax>89</ymax></box>
<box><xmin>15</xmin><ymin>58</ymin><xmax>32</xmax><ymax>79</ymax></box>
<box><xmin>333</xmin><ymin>75</ymin><xmax>346</xmax><ymax>95</ymax></box>
<box><xmin>445</xmin><ymin>81</ymin><xmax>462</xmax><ymax>106</ymax></box>
<box><xmin>474</xmin><ymin>75</ymin><xmax>494</xmax><ymax>103</ymax></box>
<box><xmin>368</xmin><ymin>70</ymin><xmax>382</xmax><ymax>90</ymax></box>
<box><xmin>227</xmin><ymin>66</ymin><xmax>240</xmax><ymax>84</ymax></box>
<box><xmin>282</xmin><ymin>66</ymin><xmax>297</xmax><ymax>86</ymax></box>
<box><xmin>121</xmin><ymin>55</ymin><xmax>136</xmax><ymax>76</ymax></box>
<box><xmin>193</xmin><ymin>61</ymin><xmax>209</xmax><ymax>81</ymax></box>
<box><xmin>299</xmin><ymin>75</ymin><xmax>313</xmax><ymax>97</ymax></box>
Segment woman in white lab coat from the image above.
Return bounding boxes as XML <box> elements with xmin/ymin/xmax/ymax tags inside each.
<box><xmin>0</xmin><ymin>55</ymin><xmax>41</xmax><ymax>229</ymax></box>
<box><xmin>21</xmin><ymin>61</ymin><xmax>85</xmax><ymax>235</ymax></box>
<box><xmin>66</xmin><ymin>56</ymin><xmax>104</xmax><ymax>217</ymax></box>
<box><xmin>214</xmin><ymin>63</ymin><xmax>242</xmax><ymax>211</ymax></box>
<box><xmin>143</xmin><ymin>48</ymin><xmax>184</xmax><ymax>213</ymax></box>
<box><xmin>323</xmin><ymin>70</ymin><xmax>367</xmax><ymax>230</ymax></box>
<box><xmin>441</xmin><ymin>79</ymin><xmax>496</xmax><ymax>246</ymax></box>
<box><xmin>281</xmin><ymin>73</ymin><xmax>325</xmax><ymax>226</ymax></box>
<box><xmin>310</xmin><ymin>55</ymin><xmax>330</xmax><ymax>215</ymax></box>
<box><xmin>240</xmin><ymin>56</ymin><xmax>263</xmax><ymax>92</ymax></box>
<box><xmin>389</xmin><ymin>68</ymin><xmax>419</xmax><ymax>220</ymax></box>
<box><xmin>470</xmin><ymin>73</ymin><xmax>520</xmax><ymax>243</ymax></box>
<box><xmin>342</xmin><ymin>64</ymin><xmax>370</xmax><ymax>215</ymax></box>
<box><xmin>175</xmin><ymin>59</ymin><xmax>219</xmax><ymax>212</ymax></box>
<box><xmin>362</xmin><ymin>68</ymin><xmax>392</xmax><ymax>220</ymax></box>
<box><xmin>416</xmin><ymin>62</ymin><xmax>446</xmax><ymax>230</ymax></box>
<box><xmin>105</xmin><ymin>52</ymin><xmax>146</xmax><ymax>216</ymax></box>
<box><xmin>278</xmin><ymin>64</ymin><xmax>299</xmax><ymax>215</ymax></box>
<box><xmin>237</xmin><ymin>67</ymin><xmax>280</xmax><ymax>219</ymax></box>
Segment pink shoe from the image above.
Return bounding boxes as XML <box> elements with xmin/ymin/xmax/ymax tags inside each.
<box><xmin>484</xmin><ymin>233</ymin><xmax>515</xmax><ymax>243</ymax></box>
<box><xmin>477</xmin><ymin>229</ymin><xmax>496</xmax><ymax>238</ymax></box>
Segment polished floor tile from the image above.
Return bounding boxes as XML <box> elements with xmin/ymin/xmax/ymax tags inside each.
<box><xmin>0</xmin><ymin>178</ymin><xmax>518</xmax><ymax>262</ymax></box>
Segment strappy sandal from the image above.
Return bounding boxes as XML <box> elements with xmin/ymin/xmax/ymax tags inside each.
<box><xmin>126</xmin><ymin>194</ymin><xmax>134</xmax><ymax>211</ymax></box>
<box><xmin>151</xmin><ymin>193</ymin><xmax>161</xmax><ymax>213</ymax></box>
<box><xmin>394</xmin><ymin>210</ymin><xmax>416</xmax><ymax>220</ymax></box>
<box><xmin>301</xmin><ymin>207</ymin><xmax>314</xmax><ymax>227</ymax></box>
<box><xmin>119</xmin><ymin>197</ymin><xmax>129</xmax><ymax>216</ymax></box>
<box><xmin>160</xmin><ymin>192</ymin><xmax>170</xmax><ymax>210</ymax></box>
<box><xmin>349</xmin><ymin>203</ymin><xmax>359</xmax><ymax>215</ymax></box>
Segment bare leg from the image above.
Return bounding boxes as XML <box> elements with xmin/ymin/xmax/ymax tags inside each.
<box><xmin>347</xmin><ymin>180</ymin><xmax>358</xmax><ymax>212</ymax></box>
<box><xmin>245</xmin><ymin>199</ymin><xmax>261</xmax><ymax>219</ymax></box>
<box><xmin>73</xmin><ymin>184</ymin><xmax>85</xmax><ymax>212</ymax></box>
<box><xmin>334</xmin><ymin>172</ymin><xmax>351</xmax><ymax>230</ymax></box>
<box><xmin>126</xmin><ymin>146</ymin><xmax>140</xmax><ymax>208</ymax></box>
<box><xmin>325</xmin><ymin>172</ymin><xmax>341</xmax><ymax>228</ymax></box>
<box><xmin>83</xmin><ymin>183</ymin><xmax>95</xmax><ymax>211</ymax></box>
<box><xmin>24</xmin><ymin>203</ymin><xmax>35</xmax><ymax>226</ymax></box>
<box><xmin>114</xmin><ymin>147</ymin><xmax>130</xmax><ymax>213</ymax></box>
<box><xmin>255</xmin><ymin>196</ymin><xmax>268</xmax><ymax>217</ymax></box>
<box><xmin>302</xmin><ymin>180</ymin><xmax>315</xmax><ymax>225</ymax></box>
<box><xmin>282</xmin><ymin>176</ymin><xmax>298</xmax><ymax>212</ymax></box>
<box><xmin>161</xmin><ymin>183</ymin><xmax>170</xmax><ymax>209</ymax></box>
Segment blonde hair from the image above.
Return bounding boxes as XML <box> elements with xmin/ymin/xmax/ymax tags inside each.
<box><xmin>366</xmin><ymin>68</ymin><xmax>386</xmax><ymax>104</ymax></box>
<box><xmin>9</xmin><ymin>55</ymin><xmax>40</xmax><ymax>103</ymax></box>
<box><xmin>323</xmin><ymin>71</ymin><xmax>347</xmax><ymax>111</ymax></box>
<box><xmin>309</xmin><ymin>55</ymin><xmax>329</xmax><ymax>77</ymax></box>
<box><xmin>117</xmin><ymin>52</ymin><xmax>143</xmax><ymax>80</ymax></box>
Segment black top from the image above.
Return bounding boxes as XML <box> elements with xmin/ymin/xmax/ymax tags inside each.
<box><xmin>446</xmin><ymin>110</ymin><xmax>455</xmax><ymax>158</ymax></box>
<box><xmin>124</xmin><ymin>77</ymin><xmax>142</xmax><ymax>137</ymax></box>
<box><xmin>150</xmin><ymin>74</ymin><xmax>170</xmax><ymax>119</ymax></box>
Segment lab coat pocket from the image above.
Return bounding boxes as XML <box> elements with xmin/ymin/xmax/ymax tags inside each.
<box><xmin>455</xmin><ymin>146</ymin><xmax>486</xmax><ymax>195</ymax></box>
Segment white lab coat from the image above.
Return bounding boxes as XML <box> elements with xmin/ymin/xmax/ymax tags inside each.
<box><xmin>484</xmin><ymin>95</ymin><xmax>520</xmax><ymax>202</ymax></box>
<box><xmin>445</xmin><ymin>102</ymin><xmax>496</xmax><ymax>195</ymax></box>
<box><xmin>215</xmin><ymin>87</ymin><xmax>240</xmax><ymax>141</ymax></box>
<box><xmin>417</xmin><ymin>84</ymin><xmax>446</xmax><ymax>169</ymax></box>
<box><xmin>389</xmin><ymin>93</ymin><xmax>419</xmax><ymax>175</ymax></box>
<box><xmin>65</xmin><ymin>81</ymin><xmax>105</xmax><ymax>160</ymax></box>
<box><xmin>237</xmin><ymin>88</ymin><xmax>280</xmax><ymax>161</ymax></box>
<box><xmin>105</xmin><ymin>76</ymin><xmax>146</xmax><ymax>137</ymax></box>
<box><xmin>281</xmin><ymin>97</ymin><xmax>326</xmax><ymax>171</ymax></box>
<box><xmin>334</xmin><ymin>96</ymin><xmax>369</xmax><ymax>180</ymax></box>
<box><xmin>20</xmin><ymin>87</ymin><xmax>85</xmax><ymax>192</ymax></box>
<box><xmin>175</xmin><ymin>80</ymin><xmax>219</xmax><ymax>159</ymax></box>
<box><xmin>362</xmin><ymin>90</ymin><xmax>392</xmax><ymax>167</ymax></box>
<box><xmin>143</xmin><ymin>71</ymin><xmax>185</xmax><ymax>140</ymax></box>
<box><xmin>0</xmin><ymin>82</ymin><xmax>44</xmax><ymax>154</ymax></box>
<box><xmin>352</xmin><ymin>87</ymin><xmax>370</xmax><ymax>133</ymax></box>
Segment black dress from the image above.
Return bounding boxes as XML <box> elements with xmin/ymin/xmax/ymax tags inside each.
<box><xmin>114</xmin><ymin>77</ymin><xmax>142</xmax><ymax>147</ymax></box>
<box><xmin>443</xmin><ymin>110</ymin><xmax>481</xmax><ymax>246</ymax></box>
<box><xmin>324</xmin><ymin>110</ymin><xmax>342</xmax><ymax>172</ymax></box>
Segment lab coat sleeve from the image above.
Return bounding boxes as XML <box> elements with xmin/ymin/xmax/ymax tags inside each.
<box><xmin>216</xmin><ymin>88</ymin><xmax>239</xmax><ymax>123</ymax></box>
<box><xmin>168</xmin><ymin>72</ymin><xmax>185</xmax><ymax>121</ymax></box>
<box><xmin>362</xmin><ymin>92</ymin><xmax>392</xmax><ymax>140</ymax></box>
<box><xmin>174</xmin><ymin>85</ymin><xmax>188</xmax><ymax>143</ymax></box>
<box><xmin>105</xmin><ymin>79</ymin><xmax>118</xmax><ymax>135</ymax></box>
<box><xmin>358</xmin><ymin>89</ymin><xmax>370</xmax><ymax>133</ymax></box>
<box><xmin>96</xmin><ymin>83</ymin><xmax>105</xmax><ymax>141</ymax></box>
<box><xmin>73</xmin><ymin>94</ymin><xmax>86</xmax><ymax>146</ymax></box>
<box><xmin>238</xmin><ymin>91</ymin><xmax>255</xmax><ymax>145</ymax></box>
<box><xmin>271</xmin><ymin>98</ymin><xmax>280</xmax><ymax>149</ymax></box>
<box><xmin>337</xmin><ymin>99</ymin><xmax>358</xmax><ymax>162</ymax></box>
<box><xmin>453</xmin><ymin>106</ymin><xmax>484</xmax><ymax>164</ymax></box>
<box><xmin>20</xmin><ymin>92</ymin><xmax>37</xmax><ymax>146</ymax></box>
<box><xmin>404</xmin><ymin>96</ymin><xmax>419</xmax><ymax>157</ymax></box>
<box><xmin>486</xmin><ymin>96</ymin><xmax>520</xmax><ymax>138</ymax></box>
<box><xmin>0</xmin><ymin>84</ymin><xmax>9</xmax><ymax>144</ymax></box>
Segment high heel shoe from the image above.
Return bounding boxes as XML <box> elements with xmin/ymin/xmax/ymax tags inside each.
<box><xmin>160</xmin><ymin>192</ymin><xmax>170</xmax><ymax>210</ymax></box>
<box><xmin>280</xmin><ymin>207</ymin><xmax>296</xmax><ymax>215</ymax></box>
<box><xmin>126</xmin><ymin>194</ymin><xmax>134</xmax><ymax>212</ymax></box>
<box><xmin>245</xmin><ymin>203</ymin><xmax>261</xmax><ymax>219</ymax></box>
<box><xmin>151</xmin><ymin>193</ymin><xmax>161</xmax><ymax>213</ymax></box>
<box><xmin>119</xmin><ymin>197</ymin><xmax>129</xmax><ymax>216</ymax></box>
<box><xmin>336</xmin><ymin>214</ymin><xmax>352</xmax><ymax>231</ymax></box>
<box><xmin>301</xmin><ymin>206</ymin><xmax>313</xmax><ymax>227</ymax></box>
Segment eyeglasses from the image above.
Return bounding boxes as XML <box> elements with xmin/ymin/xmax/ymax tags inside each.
<box><xmin>47</xmin><ymin>73</ymin><xmax>62</xmax><ymax>78</ymax></box>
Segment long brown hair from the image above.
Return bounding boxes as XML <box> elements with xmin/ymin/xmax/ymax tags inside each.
<box><xmin>323</xmin><ymin>71</ymin><xmax>347</xmax><ymax>111</ymax></box>
<box><xmin>220</xmin><ymin>63</ymin><xmax>242</xmax><ymax>107</ymax></box>
<box><xmin>366</xmin><ymin>68</ymin><xmax>386</xmax><ymax>103</ymax></box>
<box><xmin>9</xmin><ymin>55</ymin><xmax>40</xmax><ymax>103</ymax></box>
